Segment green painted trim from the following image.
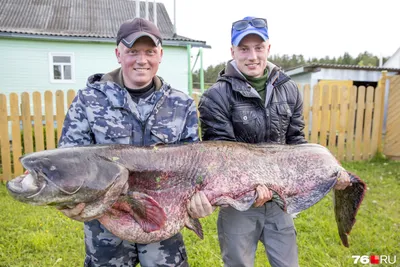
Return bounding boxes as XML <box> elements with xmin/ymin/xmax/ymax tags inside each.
<box><xmin>200</xmin><ymin>48</ymin><xmax>204</xmax><ymax>93</ymax></box>
<box><xmin>191</xmin><ymin>51</ymin><xmax>199</xmax><ymax>73</ymax></box>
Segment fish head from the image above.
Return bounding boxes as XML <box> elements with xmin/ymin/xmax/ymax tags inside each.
<box><xmin>6</xmin><ymin>146</ymin><xmax>125</xmax><ymax>206</ymax></box>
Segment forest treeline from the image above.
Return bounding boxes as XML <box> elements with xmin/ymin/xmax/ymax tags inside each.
<box><xmin>193</xmin><ymin>51</ymin><xmax>389</xmax><ymax>87</ymax></box>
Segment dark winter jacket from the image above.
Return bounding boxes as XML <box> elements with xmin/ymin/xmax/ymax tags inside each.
<box><xmin>198</xmin><ymin>60</ymin><xmax>307</xmax><ymax>145</ymax></box>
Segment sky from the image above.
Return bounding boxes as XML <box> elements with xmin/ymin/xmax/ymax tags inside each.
<box><xmin>156</xmin><ymin>0</ymin><xmax>400</xmax><ymax>68</ymax></box>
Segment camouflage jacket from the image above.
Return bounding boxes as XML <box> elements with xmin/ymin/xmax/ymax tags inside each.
<box><xmin>59</xmin><ymin>68</ymin><xmax>199</xmax><ymax>147</ymax></box>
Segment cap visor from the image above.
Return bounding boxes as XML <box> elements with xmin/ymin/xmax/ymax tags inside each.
<box><xmin>232</xmin><ymin>30</ymin><xmax>268</xmax><ymax>46</ymax></box>
<box><xmin>120</xmin><ymin>32</ymin><xmax>159</xmax><ymax>48</ymax></box>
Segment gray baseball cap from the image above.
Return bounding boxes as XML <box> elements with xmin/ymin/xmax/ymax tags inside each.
<box><xmin>116</xmin><ymin>18</ymin><xmax>162</xmax><ymax>47</ymax></box>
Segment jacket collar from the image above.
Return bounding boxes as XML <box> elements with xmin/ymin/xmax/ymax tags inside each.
<box><xmin>87</xmin><ymin>68</ymin><xmax>167</xmax><ymax>110</ymax></box>
<box><xmin>221</xmin><ymin>60</ymin><xmax>280</xmax><ymax>83</ymax></box>
<box><xmin>217</xmin><ymin>60</ymin><xmax>287</xmax><ymax>98</ymax></box>
<box><xmin>100</xmin><ymin>67</ymin><xmax>163</xmax><ymax>91</ymax></box>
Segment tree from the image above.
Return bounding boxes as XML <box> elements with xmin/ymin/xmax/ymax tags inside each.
<box><xmin>192</xmin><ymin>51</ymin><xmax>386</xmax><ymax>88</ymax></box>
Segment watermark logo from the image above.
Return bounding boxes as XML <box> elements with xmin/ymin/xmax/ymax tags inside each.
<box><xmin>352</xmin><ymin>255</ymin><xmax>397</xmax><ymax>265</ymax></box>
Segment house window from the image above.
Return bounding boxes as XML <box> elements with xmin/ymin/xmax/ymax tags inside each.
<box><xmin>49</xmin><ymin>53</ymin><xmax>75</xmax><ymax>83</ymax></box>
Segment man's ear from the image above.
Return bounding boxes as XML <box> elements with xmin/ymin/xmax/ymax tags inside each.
<box><xmin>159</xmin><ymin>47</ymin><xmax>163</xmax><ymax>63</ymax></box>
<box><xmin>265</xmin><ymin>43</ymin><xmax>271</xmax><ymax>58</ymax></box>
<box><xmin>231</xmin><ymin>46</ymin><xmax>235</xmax><ymax>59</ymax></box>
<box><xmin>115</xmin><ymin>47</ymin><xmax>121</xmax><ymax>64</ymax></box>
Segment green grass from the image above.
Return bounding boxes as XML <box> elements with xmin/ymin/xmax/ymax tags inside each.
<box><xmin>0</xmin><ymin>158</ymin><xmax>399</xmax><ymax>267</ymax></box>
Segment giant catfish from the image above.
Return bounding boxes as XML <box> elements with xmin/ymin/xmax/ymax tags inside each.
<box><xmin>6</xmin><ymin>141</ymin><xmax>366</xmax><ymax>246</ymax></box>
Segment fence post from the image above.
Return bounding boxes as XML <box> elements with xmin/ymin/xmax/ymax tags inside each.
<box><xmin>10</xmin><ymin>93</ymin><xmax>23</xmax><ymax>176</ymax></box>
<box><xmin>302</xmin><ymin>85</ymin><xmax>311</xmax><ymax>141</ymax></box>
<box><xmin>0</xmin><ymin>94</ymin><xmax>11</xmax><ymax>181</ymax></box>
<box><xmin>377</xmin><ymin>71</ymin><xmax>387</xmax><ymax>153</ymax></box>
<box><xmin>33</xmin><ymin>92</ymin><xmax>45</xmax><ymax>152</ymax></box>
<box><xmin>383</xmin><ymin>75</ymin><xmax>400</xmax><ymax>159</ymax></box>
<box><xmin>56</xmin><ymin>90</ymin><xmax>65</xmax><ymax>141</ymax></box>
<box><xmin>21</xmin><ymin>92</ymin><xmax>34</xmax><ymax>154</ymax></box>
<box><xmin>310</xmin><ymin>85</ymin><xmax>321</xmax><ymax>143</ymax></box>
<box><xmin>45</xmin><ymin>91</ymin><xmax>56</xmax><ymax>149</ymax></box>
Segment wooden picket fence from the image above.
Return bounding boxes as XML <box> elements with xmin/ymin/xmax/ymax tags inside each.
<box><xmin>0</xmin><ymin>74</ymin><xmax>391</xmax><ymax>181</ymax></box>
<box><xmin>302</xmin><ymin>83</ymin><xmax>384</xmax><ymax>162</ymax></box>
<box><xmin>383</xmin><ymin>75</ymin><xmax>400</xmax><ymax>160</ymax></box>
<box><xmin>0</xmin><ymin>90</ymin><xmax>76</xmax><ymax>181</ymax></box>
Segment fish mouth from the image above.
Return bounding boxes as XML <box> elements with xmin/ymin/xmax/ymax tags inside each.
<box><xmin>6</xmin><ymin>169</ymin><xmax>47</xmax><ymax>199</ymax></box>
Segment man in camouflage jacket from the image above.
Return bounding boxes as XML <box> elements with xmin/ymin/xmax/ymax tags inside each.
<box><xmin>58</xmin><ymin>18</ymin><xmax>197</xmax><ymax>267</ymax></box>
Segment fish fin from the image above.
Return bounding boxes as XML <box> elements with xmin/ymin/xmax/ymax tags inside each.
<box><xmin>80</xmin><ymin>166</ymin><xmax>130</xmax><ymax>220</ymax></box>
<box><xmin>126</xmin><ymin>191</ymin><xmax>167</xmax><ymax>233</ymax></box>
<box><xmin>334</xmin><ymin>171</ymin><xmax>366</xmax><ymax>247</ymax></box>
<box><xmin>185</xmin><ymin>216</ymin><xmax>204</xmax><ymax>239</ymax></box>
<box><xmin>286</xmin><ymin>177</ymin><xmax>336</xmax><ymax>215</ymax></box>
<box><xmin>213</xmin><ymin>190</ymin><xmax>257</xmax><ymax>211</ymax></box>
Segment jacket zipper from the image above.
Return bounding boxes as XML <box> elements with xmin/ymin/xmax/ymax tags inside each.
<box><xmin>265</xmin><ymin>108</ymin><xmax>270</xmax><ymax>141</ymax></box>
<box><xmin>254</xmin><ymin>99</ymin><xmax>269</xmax><ymax>142</ymax></box>
<box><xmin>141</xmin><ymin>93</ymin><xmax>167</xmax><ymax>146</ymax></box>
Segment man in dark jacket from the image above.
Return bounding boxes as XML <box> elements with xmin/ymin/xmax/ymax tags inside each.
<box><xmin>188</xmin><ymin>16</ymin><xmax>350</xmax><ymax>267</ymax></box>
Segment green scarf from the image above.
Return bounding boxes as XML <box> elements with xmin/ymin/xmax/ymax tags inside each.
<box><xmin>243</xmin><ymin>68</ymin><xmax>269</xmax><ymax>103</ymax></box>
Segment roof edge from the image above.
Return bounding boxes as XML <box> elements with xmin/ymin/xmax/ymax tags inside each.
<box><xmin>285</xmin><ymin>63</ymin><xmax>400</xmax><ymax>73</ymax></box>
<box><xmin>0</xmin><ymin>32</ymin><xmax>210</xmax><ymax>48</ymax></box>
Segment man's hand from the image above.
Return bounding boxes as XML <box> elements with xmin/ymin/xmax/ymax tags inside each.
<box><xmin>187</xmin><ymin>191</ymin><xmax>215</xmax><ymax>219</ymax></box>
<box><xmin>334</xmin><ymin>171</ymin><xmax>352</xmax><ymax>190</ymax></box>
<box><xmin>57</xmin><ymin>203</ymin><xmax>86</xmax><ymax>222</ymax></box>
<box><xmin>253</xmin><ymin>185</ymin><xmax>273</xmax><ymax>207</ymax></box>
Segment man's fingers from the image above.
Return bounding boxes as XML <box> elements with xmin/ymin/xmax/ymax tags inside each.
<box><xmin>334</xmin><ymin>177</ymin><xmax>351</xmax><ymax>190</ymax></box>
<box><xmin>335</xmin><ymin>171</ymin><xmax>352</xmax><ymax>190</ymax></box>
<box><xmin>58</xmin><ymin>203</ymin><xmax>85</xmax><ymax>218</ymax></box>
<box><xmin>266</xmin><ymin>188</ymin><xmax>272</xmax><ymax>200</ymax></box>
<box><xmin>254</xmin><ymin>185</ymin><xmax>272</xmax><ymax>207</ymax></box>
<box><xmin>70</xmin><ymin>203</ymin><xmax>86</xmax><ymax>216</ymax></box>
<box><xmin>193</xmin><ymin>192</ymin><xmax>203</xmax><ymax>213</ymax></box>
<box><xmin>199</xmin><ymin>191</ymin><xmax>214</xmax><ymax>214</ymax></box>
<box><xmin>254</xmin><ymin>186</ymin><xmax>265</xmax><ymax>207</ymax></box>
<box><xmin>188</xmin><ymin>191</ymin><xmax>214</xmax><ymax>218</ymax></box>
<box><xmin>334</xmin><ymin>181</ymin><xmax>343</xmax><ymax>190</ymax></box>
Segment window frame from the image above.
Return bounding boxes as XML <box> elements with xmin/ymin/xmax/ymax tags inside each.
<box><xmin>49</xmin><ymin>52</ymin><xmax>75</xmax><ymax>83</ymax></box>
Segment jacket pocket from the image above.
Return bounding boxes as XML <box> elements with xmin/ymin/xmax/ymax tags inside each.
<box><xmin>232</xmin><ymin>107</ymin><xmax>259</xmax><ymax>125</ymax></box>
<box><xmin>92</xmin><ymin>118</ymin><xmax>132</xmax><ymax>144</ymax></box>
<box><xmin>232</xmin><ymin>110</ymin><xmax>257</xmax><ymax>124</ymax></box>
<box><xmin>231</xmin><ymin>107</ymin><xmax>262</xmax><ymax>143</ymax></box>
<box><xmin>277</xmin><ymin>104</ymin><xmax>292</xmax><ymax>131</ymax></box>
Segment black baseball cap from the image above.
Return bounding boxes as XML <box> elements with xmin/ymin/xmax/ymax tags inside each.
<box><xmin>116</xmin><ymin>18</ymin><xmax>162</xmax><ymax>47</ymax></box>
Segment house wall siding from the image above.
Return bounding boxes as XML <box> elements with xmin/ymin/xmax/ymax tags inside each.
<box><xmin>290</xmin><ymin>73</ymin><xmax>312</xmax><ymax>89</ymax></box>
<box><xmin>157</xmin><ymin>46</ymin><xmax>189</xmax><ymax>92</ymax></box>
<box><xmin>311</xmin><ymin>69</ymin><xmax>384</xmax><ymax>82</ymax></box>
<box><xmin>0</xmin><ymin>38</ymin><xmax>189</xmax><ymax>96</ymax></box>
<box><xmin>383</xmin><ymin>48</ymin><xmax>400</xmax><ymax>68</ymax></box>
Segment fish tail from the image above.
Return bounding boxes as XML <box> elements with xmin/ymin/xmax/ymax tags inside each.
<box><xmin>334</xmin><ymin>171</ymin><xmax>366</xmax><ymax>247</ymax></box>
